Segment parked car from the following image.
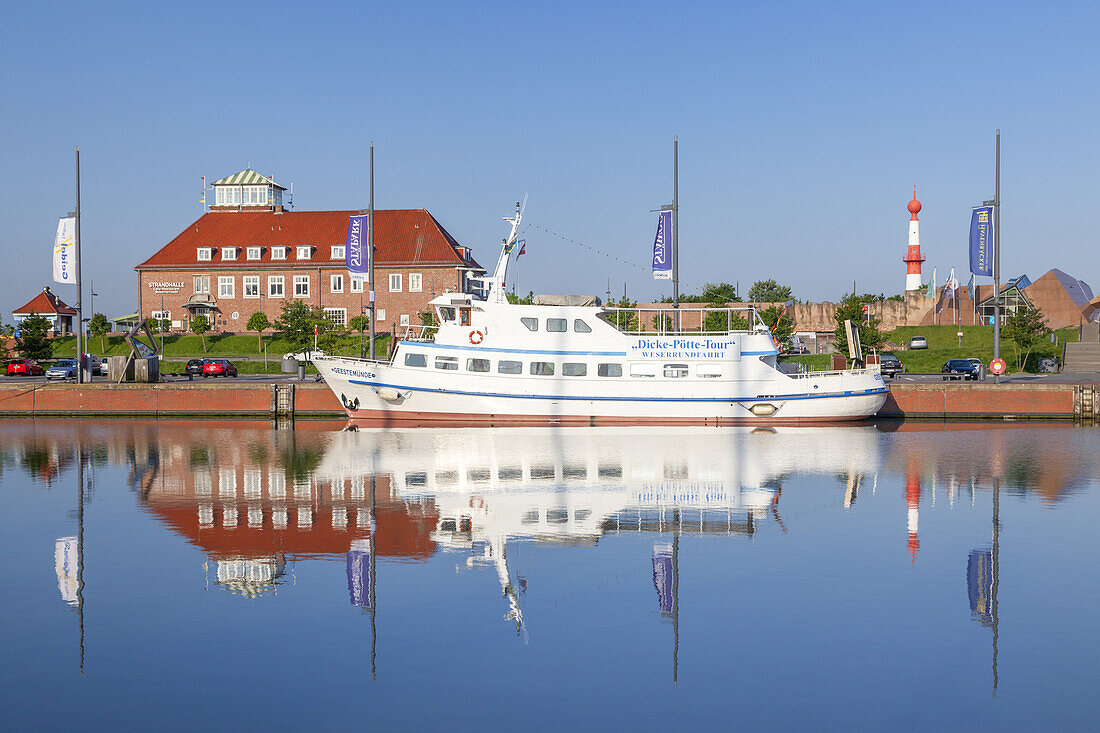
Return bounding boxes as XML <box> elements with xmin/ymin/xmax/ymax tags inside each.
<box><xmin>283</xmin><ymin>350</ymin><xmax>326</xmax><ymax>363</ymax></box>
<box><xmin>99</xmin><ymin>357</ymin><xmax>110</xmax><ymax>375</ymax></box>
<box><xmin>45</xmin><ymin>359</ymin><xmax>79</xmax><ymax>381</ymax></box>
<box><xmin>185</xmin><ymin>358</ymin><xmax>208</xmax><ymax>375</ymax></box>
<box><xmin>7</xmin><ymin>359</ymin><xmax>44</xmax><ymax>376</ymax></box>
<box><xmin>908</xmin><ymin>336</ymin><xmax>928</xmax><ymax>350</ymax></box>
<box><xmin>879</xmin><ymin>353</ymin><xmax>905</xmax><ymax>377</ymax></box>
<box><xmin>202</xmin><ymin>359</ymin><xmax>238</xmax><ymax>378</ymax></box>
<box><xmin>942</xmin><ymin>359</ymin><xmax>981</xmax><ymax>380</ymax></box>
<box><xmin>967</xmin><ymin>358</ymin><xmax>985</xmax><ymax>379</ymax></box>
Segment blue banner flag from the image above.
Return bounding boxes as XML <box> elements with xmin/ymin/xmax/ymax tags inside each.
<box><xmin>652</xmin><ymin>210</ymin><xmax>672</xmax><ymax>280</ymax></box>
<box><xmin>346</xmin><ymin>540</ymin><xmax>371</xmax><ymax>608</ymax></box>
<box><xmin>652</xmin><ymin>544</ymin><xmax>674</xmax><ymax>616</ymax></box>
<box><xmin>346</xmin><ymin>214</ymin><xmax>370</xmax><ymax>282</ymax></box>
<box><xmin>969</xmin><ymin>206</ymin><xmax>993</xmax><ymax>277</ymax></box>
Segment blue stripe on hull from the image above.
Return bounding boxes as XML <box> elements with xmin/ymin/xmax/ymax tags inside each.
<box><xmin>397</xmin><ymin>341</ymin><xmax>779</xmax><ymax>358</ymax></box>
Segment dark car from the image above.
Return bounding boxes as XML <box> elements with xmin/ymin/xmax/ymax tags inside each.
<box><xmin>7</xmin><ymin>359</ymin><xmax>44</xmax><ymax>376</ymax></box>
<box><xmin>202</xmin><ymin>359</ymin><xmax>238</xmax><ymax>378</ymax></box>
<box><xmin>185</xmin><ymin>359</ymin><xmax>207</xmax><ymax>375</ymax></box>
<box><xmin>942</xmin><ymin>359</ymin><xmax>980</xmax><ymax>380</ymax></box>
<box><xmin>879</xmin><ymin>353</ymin><xmax>904</xmax><ymax>377</ymax></box>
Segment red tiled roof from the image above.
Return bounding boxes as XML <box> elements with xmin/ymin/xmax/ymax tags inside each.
<box><xmin>135</xmin><ymin>209</ymin><xmax>480</xmax><ymax>270</ymax></box>
<box><xmin>13</xmin><ymin>289</ymin><xmax>77</xmax><ymax>316</ymax></box>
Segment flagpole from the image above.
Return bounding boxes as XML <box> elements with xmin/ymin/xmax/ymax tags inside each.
<box><xmin>993</xmin><ymin>130</ymin><xmax>1001</xmax><ymax>382</ymax></box>
<box><xmin>74</xmin><ymin>147</ymin><xmax>84</xmax><ymax>384</ymax></box>
<box><xmin>672</xmin><ymin>136</ymin><xmax>679</xmax><ymax>333</ymax></box>
<box><xmin>368</xmin><ymin>142</ymin><xmax>375</xmax><ymax>361</ymax></box>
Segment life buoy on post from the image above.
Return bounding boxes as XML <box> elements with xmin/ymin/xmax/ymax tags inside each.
<box><xmin>469</xmin><ymin>329</ymin><xmax>484</xmax><ymax>345</ymax></box>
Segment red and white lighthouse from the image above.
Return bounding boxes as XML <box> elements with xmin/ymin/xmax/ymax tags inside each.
<box><xmin>904</xmin><ymin>190</ymin><xmax>925</xmax><ymax>292</ymax></box>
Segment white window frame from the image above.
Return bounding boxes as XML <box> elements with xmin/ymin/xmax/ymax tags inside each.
<box><xmin>296</xmin><ymin>246</ymin><xmax>312</xmax><ymax>260</ymax></box>
<box><xmin>400</xmin><ymin>314</ymin><xmax>410</xmax><ymax>326</ymax></box>
<box><xmin>197</xmin><ymin>247</ymin><xmax>212</xmax><ymax>261</ymax></box>
<box><xmin>375</xmin><ymin>308</ymin><xmax>386</xmax><ymax>322</ymax></box>
<box><xmin>246</xmin><ymin>247</ymin><xmax>262</xmax><ymax>260</ymax></box>
<box><xmin>350</xmin><ymin>278</ymin><xmax>364</xmax><ymax>293</ymax></box>
<box><xmin>330</xmin><ymin>274</ymin><xmax>344</xmax><ymax>293</ymax></box>
<box><xmin>151</xmin><ymin>310</ymin><xmax>171</xmax><ymax>322</ymax></box>
<box><xmin>324</xmin><ymin>307</ymin><xmax>347</xmax><ymax>327</ymax></box>
<box><xmin>268</xmin><ymin>275</ymin><xmax>284</xmax><ymax>297</ymax></box>
<box><xmin>293</xmin><ymin>275</ymin><xmax>310</xmax><ymax>298</ymax></box>
<box><xmin>409</xmin><ymin>273</ymin><xmax>422</xmax><ymax>292</ymax></box>
<box><xmin>389</xmin><ymin>273</ymin><xmax>402</xmax><ymax>292</ymax></box>
<box><xmin>271</xmin><ymin>246</ymin><xmax>287</xmax><ymax>260</ymax></box>
<box><xmin>331</xmin><ymin>245</ymin><xmax>345</xmax><ymax>260</ymax></box>
<box><xmin>243</xmin><ymin>276</ymin><xmax>260</xmax><ymax>298</ymax></box>
<box><xmin>194</xmin><ymin>275</ymin><xmax>210</xmax><ymax>294</ymax></box>
<box><xmin>221</xmin><ymin>247</ymin><xmax>237</xmax><ymax>261</ymax></box>
<box><xmin>218</xmin><ymin>276</ymin><xmax>234</xmax><ymax>298</ymax></box>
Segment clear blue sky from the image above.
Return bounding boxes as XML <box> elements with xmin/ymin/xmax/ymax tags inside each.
<box><xmin>2</xmin><ymin>0</ymin><xmax>1098</xmax><ymax>319</ymax></box>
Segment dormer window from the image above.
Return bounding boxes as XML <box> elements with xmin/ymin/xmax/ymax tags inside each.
<box><xmin>271</xmin><ymin>246</ymin><xmax>287</xmax><ymax>260</ymax></box>
<box><xmin>197</xmin><ymin>247</ymin><xmax>213</xmax><ymax>261</ymax></box>
<box><xmin>222</xmin><ymin>247</ymin><xmax>237</xmax><ymax>261</ymax></box>
<box><xmin>331</xmin><ymin>245</ymin><xmax>345</xmax><ymax>260</ymax></box>
<box><xmin>296</xmin><ymin>246</ymin><xmax>312</xmax><ymax>260</ymax></box>
<box><xmin>246</xmin><ymin>247</ymin><xmax>262</xmax><ymax>260</ymax></box>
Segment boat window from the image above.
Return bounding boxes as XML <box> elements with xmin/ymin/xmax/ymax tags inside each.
<box><xmin>530</xmin><ymin>361</ymin><xmax>555</xmax><ymax>376</ymax></box>
<box><xmin>663</xmin><ymin>363</ymin><xmax>689</xmax><ymax>378</ymax></box>
<box><xmin>630</xmin><ymin>363</ymin><xmax>657</xmax><ymax>378</ymax></box>
<box><xmin>467</xmin><ymin>468</ymin><xmax>491</xmax><ymax>483</ymax></box>
<box><xmin>466</xmin><ymin>358</ymin><xmax>490</xmax><ymax>373</ymax></box>
<box><xmin>435</xmin><ymin>471</ymin><xmax>458</xmax><ymax>486</ymax></box>
<box><xmin>563</xmin><ymin>463</ymin><xmax>587</xmax><ymax>479</ymax></box>
<box><xmin>438</xmin><ymin>307</ymin><xmax>456</xmax><ymax>322</ymax></box>
<box><xmin>405</xmin><ymin>472</ymin><xmax>427</xmax><ymax>487</ymax></box>
<box><xmin>435</xmin><ymin>356</ymin><xmax>459</xmax><ymax>370</ymax></box>
<box><xmin>574</xmin><ymin>509</ymin><xmax>592</xmax><ymax>521</ymax></box>
<box><xmin>546</xmin><ymin>508</ymin><xmax>569</xmax><ymax>524</ymax></box>
<box><xmin>597</xmin><ymin>363</ymin><xmax>622</xmax><ymax>377</ymax></box>
<box><xmin>498</xmin><ymin>467</ymin><xmax>523</xmax><ymax>481</ymax></box>
<box><xmin>531</xmin><ymin>465</ymin><xmax>555</xmax><ymax>480</ymax></box>
<box><xmin>562</xmin><ymin>362</ymin><xmax>587</xmax><ymax>376</ymax></box>
<box><xmin>598</xmin><ymin>464</ymin><xmax>622</xmax><ymax>478</ymax></box>
<box><xmin>696</xmin><ymin>364</ymin><xmax>722</xmax><ymax>378</ymax></box>
<box><xmin>547</xmin><ymin>318</ymin><xmax>567</xmax><ymax>332</ymax></box>
<box><xmin>404</xmin><ymin>352</ymin><xmax>427</xmax><ymax>367</ymax></box>
<box><xmin>574</xmin><ymin>319</ymin><xmax>592</xmax><ymax>333</ymax></box>
<box><xmin>460</xmin><ymin>308</ymin><xmax>471</xmax><ymax>326</ymax></box>
<box><xmin>498</xmin><ymin>360</ymin><xmax>522</xmax><ymax>374</ymax></box>
<box><xmin>521</xmin><ymin>509</ymin><xmax>539</xmax><ymax>524</ymax></box>
<box><xmin>521</xmin><ymin>317</ymin><xmax>538</xmax><ymax>331</ymax></box>
<box><xmin>439</xmin><ymin>518</ymin><xmax>457</xmax><ymax>532</ymax></box>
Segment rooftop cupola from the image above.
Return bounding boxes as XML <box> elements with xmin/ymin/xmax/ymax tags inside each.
<box><xmin>209</xmin><ymin>169</ymin><xmax>288</xmax><ymax>211</ymax></box>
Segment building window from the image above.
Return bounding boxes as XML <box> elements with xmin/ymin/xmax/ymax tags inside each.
<box><xmin>331</xmin><ymin>245</ymin><xmax>345</xmax><ymax>260</ymax></box>
<box><xmin>221</xmin><ymin>247</ymin><xmax>237</xmax><ymax>261</ymax></box>
<box><xmin>409</xmin><ymin>273</ymin><xmax>422</xmax><ymax>292</ymax></box>
<box><xmin>330</xmin><ymin>274</ymin><xmax>343</xmax><ymax>293</ymax></box>
<box><xmin>218</xmin><ymin>276</ymin><xmax>234</xmax><ymax>298</ymax></box>
<box><xmin>296</xmin><ymin>246</ymin><xmax>311</xmax><ymax>260</ymax></box>
<box><xmin>350</xmin><ymin>278</ymin><xmax>363</xmax><ymax>293</ymax></box>
<box><xmin>268</xmin><ymin>276</ymin><xmax>284</xmax><ymax>297</ymax></box>
<box><xmin>324</xmin><ymin>307</ymin><xmax>347</xmax><ymax>327</ymax></box>
<box><xmin>194</xmin><ymin>275</ymin><xmax>210</xmax><ymax>294</ymax></box>
<box><xmin>400</xmin><ymin>314</ymin><xmax>410</xmax><ymax>326</ymax></box>
<box><xmin>271</xmin><ymin>246</ymin><xmax>287</xmax><ymax>260</ymax></box>
<box><xmin>151</xmin><ymin>310</ymin><xmax>171</xmax><ymax>322</ymax></box>
<box><xmin>247</xmin><ymin>247</ymin><xmax>262</xmax><ymax>260</ymax></box>
<box><xmin>293</xmin><ymin>275</ymin><xmax>310</xmax><ymax>298</ymax></box>
<box><xmin>375</xmin><ymin>308</ymin><xmax>386</xmax><ymax>321</ymax></box>
<box><xmin>243</xmin><ymin>276</ymin><xmax>260</xmax><ymax>298</ymax></box>
<box><xmin>389</xmin><ymin>273</ymin><xmax>402</xmax><ymax>292</ymax></box>
<box><xmin>197</xmin><ymin>247</ymin><xmax>212</xmax><ymax>261</ymax></box>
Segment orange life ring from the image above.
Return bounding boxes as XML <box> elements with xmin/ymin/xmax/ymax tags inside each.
<box><xmin>469</xmin><ymin>329</ymin><xmax>484</xmax><ymax>345</ymax></box>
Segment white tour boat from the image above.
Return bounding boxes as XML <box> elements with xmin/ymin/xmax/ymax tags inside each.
<box><xmin>314</xmin><ymin>204</ymin><xmax>888</xmax><ymax>425</ymax></box>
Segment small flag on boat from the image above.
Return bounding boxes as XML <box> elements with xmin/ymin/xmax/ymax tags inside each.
<box><xmin>652</xmin><ymin>210</ymin><xmax>672</xmax><ymax>280</ymax></box>
<box><xmin>518</xmin><ymin>243</ymin><xmax>526</xmax><ymax>257</ymax></box>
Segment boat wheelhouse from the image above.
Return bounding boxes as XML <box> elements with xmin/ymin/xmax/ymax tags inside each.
<box><xmin>314</xmin><ymin>204</ymin><xmax>888</xmax><ymax>425</ymax></box>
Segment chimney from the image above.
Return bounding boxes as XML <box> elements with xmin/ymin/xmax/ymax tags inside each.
<box><xmin>274</xmin><ymin>205</ymin><xmax>284</xmax><ymax>214</ymax></box>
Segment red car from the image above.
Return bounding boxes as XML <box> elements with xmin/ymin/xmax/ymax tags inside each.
<box><xmin>202</xmin><ymin>359</ymin><xmax>238</xmax><ymax>378</ymax></box>
<box><xmin>7</xmin><ymin>359</ymin><xmax>44</xmax><ymax>376</ymax></box>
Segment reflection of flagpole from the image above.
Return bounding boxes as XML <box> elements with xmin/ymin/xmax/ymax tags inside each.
<box><xmin>369</xmin><ymin>473</ymin><xmax>377</xmax><ymax>681</ymax></box>
<box><xmin>991</xmin><ymin>478</ymin><xmax>1000</xmax><ymax>696</ymax></box>
<box><xmin>672</xmin><ymin>507</ymin><xmax>680</xmax><ymax>685</ymax></box>
<box><xmin>77</xmin><ymin>446</ymin><xmax>85</xmax><ymax>674</ymax></box>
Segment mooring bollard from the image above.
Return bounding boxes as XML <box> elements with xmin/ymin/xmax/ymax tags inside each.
<box><xmin>298</xmin><ymin>363</ymin><xmax>306</xmax><ymax>381</ymax></box>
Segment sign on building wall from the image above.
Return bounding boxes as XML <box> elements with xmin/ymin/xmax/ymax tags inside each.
<box><xmin>147</xmin><ymin>281</ymin><xmax>185</xmax><ymax>293</ymax></box>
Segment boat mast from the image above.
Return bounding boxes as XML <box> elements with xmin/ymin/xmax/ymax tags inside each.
<box><xmin>485</xmin><ymin>197</ymin><xmax>526</xmax><ymax>303</ymax></box>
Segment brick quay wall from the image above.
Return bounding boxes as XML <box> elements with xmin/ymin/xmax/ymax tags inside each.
<box><xmin>0</xmin><ymin>381</ymin><xmax>1096</xmax><ymax>420</ymax></box>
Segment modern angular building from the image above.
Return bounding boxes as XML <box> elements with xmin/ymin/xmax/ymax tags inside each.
<box><xmin>134</xmin><ymin>169</ymin><xmax>480</xmax><ymax>333</ymax></box>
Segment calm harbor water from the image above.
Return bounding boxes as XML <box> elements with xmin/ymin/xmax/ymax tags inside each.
<box><xmin>1</xmin><ymin>419</ymin><xmax>1097</xmax><ymax>730</ymax></box>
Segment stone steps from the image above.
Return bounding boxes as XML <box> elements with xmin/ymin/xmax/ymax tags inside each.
<box><xmin>1063</xmin><ymin>342</ymin><xmax>1100</xmax><ymax>372</ymax></box>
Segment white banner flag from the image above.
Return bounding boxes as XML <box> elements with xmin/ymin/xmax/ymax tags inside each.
<box><xmin>53</xmin><ymin>217</ymin><xmax>76</xmax><ymax>284</ymax></box>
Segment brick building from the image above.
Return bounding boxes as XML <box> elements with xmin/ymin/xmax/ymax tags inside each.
<box><xmin>134</xmin><ymin>169</ymin><xmax>480</xmax><ymax>333</ymax></box>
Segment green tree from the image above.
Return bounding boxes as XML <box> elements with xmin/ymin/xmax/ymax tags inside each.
<box><xmin>506</xmin><ymin>291</ymin><xmax>535</xmax><ymax>305</ymax></box>
<box><xmin>607</xmin><ymin>296</ymin><xmax>637</xmax><ymax>331</ymax></box>
<box><xmin>190</xmin><ymin>314</ymin><xmax>211</xmax><ymax>353</ymax></box>
<box><xmin>246</xmin><ymin>312</ymin><xmax>270</xmax><ymax>353</ymax></box>
<box><xmin>89</xmin><ymin>313</ymin><xmax>110</xmax><ymax>353</ymax></box>
<box><xmin>676</xmin><ymin>282</ymin><xmax>741</xmax><ymax>304</ymax></box>
<box><xmin>654</xmin><ymin>312</ymin><xmax>673</xmax><ymax>332</ymax></box>
<box><xmin>16</xmin><ymin>314</ymin><xmax>53</xmax><ymax>361</ymax></box>
<box><xmin>759</xmin><ymin>305</ymin><xmax>794</xmax><ymax>350</ymax></box>
<box><xmin>833</xmin><ymin>293</ymin><xmax>885</xmax><ymax>357</ymax></box>
<box><xmin>349</xmin><ymin>315</ymin><xmax>370</xmax><ymax>333</ymax></box>
<box><xmin>747</xmin><ymin>279</ymin><xmax>792</xmax><ymax>303</ymax></box>
<box><xmin>1002</xmin><ymin>304</ymin><xmax>1051</xmax><ymax>372</ymax></box>
<box><xmin>702</xmin><ymin>302</ymin><xmax>748</xmax><ymax>333</ymax></box>
<box><xmin>144</xmin><ymin>317</ymin><xmax>160</xmax><ymax>334</ymax></box>
<box><xmin>273</xmin><ymin>301</ymin><xmax>326</xmax><ymax>348</ymax></box>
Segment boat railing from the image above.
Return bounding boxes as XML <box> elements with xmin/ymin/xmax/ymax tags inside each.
<box><xmin>599</xmin><ymin>305</ymin><xmax>769</xmax><ymax>335</ymax></box>
<box><xmin>786</xmin><ymin>367</ymin><xmax>875</xmax><ymax>379</ymax></box>
<box><xmin>398</xmin><ymin>324</ymin><xmax>437</xmax><ymax>342</ymax></box>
